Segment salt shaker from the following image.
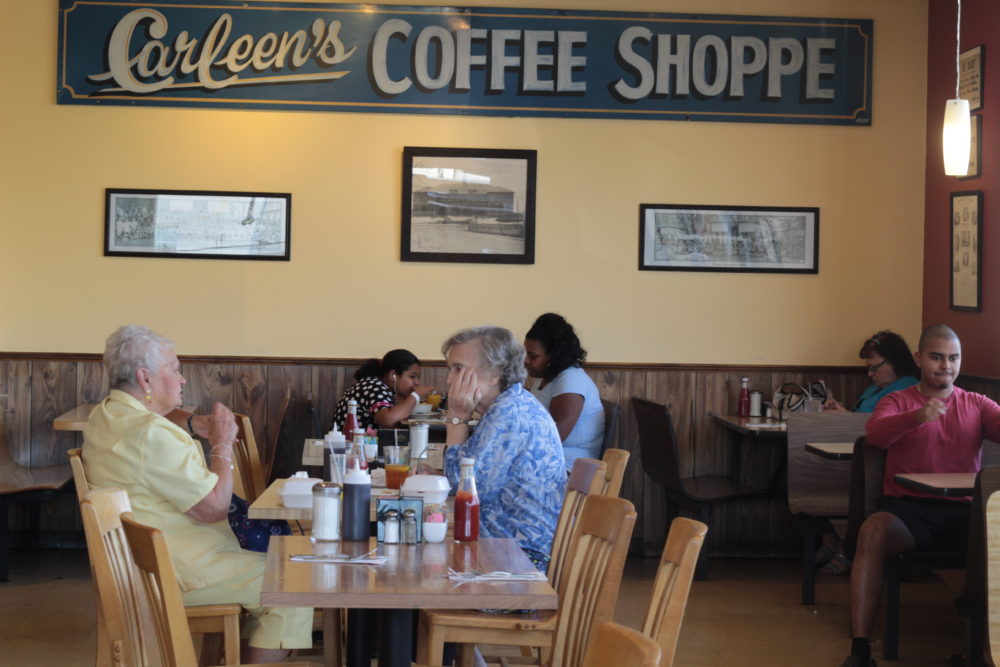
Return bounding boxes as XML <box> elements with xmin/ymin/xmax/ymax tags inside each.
<box><xmin>401</xmin><ymin>508</ymin><xmax>418</xmax><ymax>544</ymax></box>
<box><xmin>383</xmin><ymin>509</ymin><xmax>400</xmax><ymax>544</ymax></box>
<box><xmin>310</xmin><ymin>482</ymin><xmax>341</xmax><ymax>543</ymax></box>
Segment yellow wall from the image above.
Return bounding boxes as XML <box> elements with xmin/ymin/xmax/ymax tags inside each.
<box><xmin>0</xmin><ymin>0</ymin><xmax>928</xmax><ymax>364</ymax></box>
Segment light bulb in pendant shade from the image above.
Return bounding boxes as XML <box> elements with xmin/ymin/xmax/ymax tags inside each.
<box><xmin>943</xmin><ymin>98</ymin><xmax>971</xmax><ymax>176</ymax></box>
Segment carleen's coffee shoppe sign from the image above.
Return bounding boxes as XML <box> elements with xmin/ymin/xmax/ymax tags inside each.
<box><xmin>57</xmin><ymin>1</ymin><xmax>873</xmax><ymax>125</ymax></box>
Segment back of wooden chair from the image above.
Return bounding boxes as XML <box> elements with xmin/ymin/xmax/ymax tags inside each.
<box><xmin>120</xmin><ymin>511</ymin><xmax>202</xmax><ymax>666</ymax></box>
<box><xmin>80</xmin><ymin>487</ymin><xmax>165</xmax><ymax>666</ymax></box>
<box><xmin>641</xmin><ymin>517</ymin><xmax>707</xmax><ymax>666</ymax></box>
<box><xmin>582</xmin><ymin>621</ymin><xmax>661</xmax><ymax>667</ymax></box>
<box><xmin>548</xmin><ymin>457</ymin><xmax>606</xmax><ymax>589</ymax></box>
<box><xmin>549</xmin><ymin>494</ymin><xmax>636</xmax><ymax>667</ymax></box>
<box><xmin>233</xmin><ymin>412</ymin><xmax>266</xmax><ymax>503</ymax></box>
<box><xmin>68</xmin><ymin>448</ymin><xmax>88</xmax><ymax>503</ymax></box>
<box><xmin>986</xmin><ymin>489</ymin><xmax>1000</xmax><ymax>661</ymax></box>
<box><xmin>599</xmin><ymin>448</ymin><xmax>629</xmax><ymax>497</ymax></box>
<box><xmin>599</xmin><ymin>399</ymin><xmax>620</xmax><ymax>455</ymax></box>
<box><xmin>265</xmin><ymin>392</ymin><xmax>292</xmax><ymax>483</ymax></box>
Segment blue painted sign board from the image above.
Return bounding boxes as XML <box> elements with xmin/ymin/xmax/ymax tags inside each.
<box><xmin>57</xmin><ymin>1</ymin><xmax>873</xmax><ymax>125</ymax></box>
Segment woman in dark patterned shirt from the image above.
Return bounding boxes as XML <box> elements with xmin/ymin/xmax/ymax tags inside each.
<box><xmin>333</xmin><ymin>349</ymin><xmax>434</xmax><ymax>433</ymax></box>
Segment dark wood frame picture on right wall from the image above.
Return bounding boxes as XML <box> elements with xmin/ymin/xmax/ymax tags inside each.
<box><xmin>950</xmin><ymin>190</ymin><xmax>983</xmax><ymax>312</ymax></box>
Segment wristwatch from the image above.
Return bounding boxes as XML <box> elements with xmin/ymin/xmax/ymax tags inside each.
<box><xmin>447</xmin><ymin>416</ymin><xmax>470</xmax><ymax>425</ymax></box>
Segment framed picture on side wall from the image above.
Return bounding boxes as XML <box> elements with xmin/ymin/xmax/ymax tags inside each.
<box><xmin>959</xmin><ymin>45</ymin><xmax>984</xmax><ymax>111</ymax></box>
<box><xmin>105</xmin><ymin>189</ymin><xmax>291</xmax><ymax>260</ymax></box>
<box><xmin>638</xmin><ymin>204</ymin><xmax>819</xmax><ymax>273</ymax></box>
<box><xmin>950</xmin><ymin>190</ymin><xmax>983</xmax><ymax>312</ymax></box>
<box><xmin>401</xmin><ymin>147</ymin><xmax>536</xmax><ymax>264</ymax></box>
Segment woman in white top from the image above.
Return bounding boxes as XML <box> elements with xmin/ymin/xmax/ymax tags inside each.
<box><xmin>524</xmin><ymin>313</ymin><xmax>605</xmax><ymax>471</ymax></box>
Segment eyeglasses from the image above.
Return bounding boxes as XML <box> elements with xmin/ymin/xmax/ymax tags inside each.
<box><xmin>866</xmin><ymin>360</ymin><xmax>887</xmax><ymax>374</ymax></box>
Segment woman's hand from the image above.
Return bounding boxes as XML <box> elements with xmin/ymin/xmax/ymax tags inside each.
<box><xmin>823</xmin><ymin>399</ymin><xmax>847</xmax><ymax>413</ymax></box>
<box><xmin>447</xmin><ymin>367</ymin><xmax>481</xmax><ymax>420</ymax></box>
<box><xmin>412</xmin><ymin>384</ymin><xmax>435</xmax><ymax>402</ymax></box>
<box><xmin>207</xmin><ymin>402</ymin><xmax>237</xmax><ymax>448</ymax></box>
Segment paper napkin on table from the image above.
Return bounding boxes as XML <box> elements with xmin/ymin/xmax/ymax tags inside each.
<box><xmin>447</xmin><ymin>570</ymin><xmax>546</xmax><ymax>582</ymax></box>
<box><xmin>290</xmin><ymin>554</ymin><xmax>388</xmax><ymax>565</ymax></box>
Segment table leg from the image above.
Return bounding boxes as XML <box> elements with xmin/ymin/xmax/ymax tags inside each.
<box><xmin>346</xmin><ymin>609</ymin><xmax>373</xmax><ymax>667</ymax></box>
<box><xmin>377</xmin><ymin>609</ymin><xmax>413</xmax><ymax>667</ymax></box>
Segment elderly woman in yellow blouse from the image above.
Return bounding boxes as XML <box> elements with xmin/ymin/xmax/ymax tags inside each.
<box><xmin>82</xmin><ymin>325</ymin><xmax>311</xmax><ymax>663</ymax></box>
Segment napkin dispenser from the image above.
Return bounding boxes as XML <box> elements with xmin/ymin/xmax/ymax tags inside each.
<box><xmin>280</xmin><ymin>471</ymin><xmax>324</xmax><ymax>509</ymax></box>
<box><xmin>400</xmin><ymin>474</ymin><xmax>451</xmax><ymax>504</ymax></box>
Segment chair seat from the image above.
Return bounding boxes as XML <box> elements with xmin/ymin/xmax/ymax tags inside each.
<box><xmin>423</xmin><ymin>608</ymin><xmax>557</xmax><ymax>633</ymax></box>
<box><xmin>184</xmin><ymin>603</ymin><xmax>241</xmax><ymax>619</ymax></box>
<box><xmin>679</xmin><ymin>475</ymin><xmax>765</xmax><ymax>503</ymax></box>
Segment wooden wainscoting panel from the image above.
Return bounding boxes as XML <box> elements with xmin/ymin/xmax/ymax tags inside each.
<box><xmin>77</xmin><ymin>360</ymin><xmax>108</xmax><ymax>404</ymax></box>
<box><xmin>2</xmin><ymin>360</ymin><xmax>32</xmax><ymax>467</ymax></box>
<box><xmin>313</xmin><ymin>365</ymin><xmax>349</xmax><ymax>432</ymax></box>
<box><xmin>30</xmin><ymin>360</ymin><xmax>76</xmax><ymax>467</ymax></box>
<box><xmin>180</xmin><ymin>363</ymin><xmax>234</xmax><ymax>416</ymax></box>
<box><xmin>233</xmin><ymin>365</ymin><xmax>268</xmax><ymax>443</ymax></box>
<box><xmin>588</xmin><ymin>367</ymin><xmax>622</xmax><ymax>452</ymax></box>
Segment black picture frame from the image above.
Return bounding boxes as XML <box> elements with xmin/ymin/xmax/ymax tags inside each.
<box><xmin>958</xmin><ymin>114</ymin><xmax>983</xmax><ymax>180</ymax></box>
<box><xmin>959</xmin><ymin>44</ymin><xmax>985</xmax><ymax>112</ymax></box>
<box><xmin>401</xmin><ymin>147</ymin><xmax>536</xmax><ymax>264</ymax></box>
<box><xmin>638</xmin><ymin>204</ymin><xmax>819</xmax><ymax>273</ymax></box>
<box><xmin>950</xmin><ymin>190</ymin><xmax>983</xmax><ymax>312</ymax></box>
<box><xmin>104</xmin><ymin>188</ymin><xmax>291</xmax><ymax>261</ymax></box>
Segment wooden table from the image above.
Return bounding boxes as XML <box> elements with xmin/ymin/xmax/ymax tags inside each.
<box><xmin>895</xmin><ymin>472</ymin><xmax>976</xmax><ymax>497</ymax></box>
<box><xmin>53</xmin><ymin>403</ymin><xmax>195</xmax><ymax>431</ymax></box>
<box><xmin>262</xmin><ymin>536</ymin><xmax>556</xmax><ymax>667</ymax></box>
<box><xmin>713</xmin><ymin>414</ymin><xmax>787</xmax><ymax>438</ymax></box>
<box><xmin>804</xmin><ymin>442</ymin><xmax>855</xmax><ymax>461</ymax></box>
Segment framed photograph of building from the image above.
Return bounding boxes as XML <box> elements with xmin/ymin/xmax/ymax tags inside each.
<box><xmin>638</xmin><ymin>204</ymin><xmax>819</xmax><ymax>273</ymax></box>
<box><xmin>960</xmin><ymin>45</ymin><xmax>984</xmax><ymax>111</ymax></box>
<box><xmin>105</xmin><ymin>189</ymin><xmax>291</xmax><ymax>260</ymax></box>
<box><xmin>950</xmin><ymin>190</ymin><xmax>983</xmax><ymax>312</ymax></box>
<box><xmin>401</xmin><ymin>147</ymin><xmax>536</xmax><ymax>264</ymax></box>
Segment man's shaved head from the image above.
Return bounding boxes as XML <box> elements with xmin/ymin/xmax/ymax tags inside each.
<box><xmin>917</xmin><ymin>324</ymin><xmax>959</xmax><ymax>352</ymax></box>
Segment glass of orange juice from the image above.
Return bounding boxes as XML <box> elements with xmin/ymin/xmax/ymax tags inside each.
<box><xmin>427</xmin><ymin>393</ymin><xmax>442</xmax><ymax>410</ymax></box>
<box><xmin>384</xmin><ymin>445</ymin><xmax>410</xmax><ymax>490</ymax></box>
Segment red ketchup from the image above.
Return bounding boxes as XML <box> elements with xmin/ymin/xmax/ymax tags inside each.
<box><xmin>454</xmin><ymin>457</ymin><xmax>480</xmax><ymax>542</ymax></box>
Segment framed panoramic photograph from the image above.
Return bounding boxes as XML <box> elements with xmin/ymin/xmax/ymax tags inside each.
<box><xmin>401</xmin><ymin>147</ymin><xmax>536</xmax><ymax>264</ymax></box>
<box><xmin>960</xmin><ymin>44</ymin><xmax>984</xmax><ymax>111</ymax></box>
<box><xmin>958</xmin><ymin>113</ymin><xmax>982</xmax><ymax>180</ymax></box>
<box><xmin>638</xmin><ymin>204</ymin><xmax>819</xmax><ymax>273</ymax></box>
<box><xmin>950</xmin><ymin>190</ymin><xmax>983</xmax><ymax>311</ymax></box>
<box><xmin>105</xmin><ymin>189</ymin><xmax>291</xmax><ymax>260</ymax></box>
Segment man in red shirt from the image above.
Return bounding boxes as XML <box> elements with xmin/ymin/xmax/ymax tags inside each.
<box><xmin>841</xmin><ymin>324</ymin><xmax>1000</xmax><ymax>667</ymax></box>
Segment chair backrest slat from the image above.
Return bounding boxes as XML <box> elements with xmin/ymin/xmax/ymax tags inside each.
<box><xmin>547</xmin><ymin>457</ymin><xmax>605</xmax><ymax>589</ymax></box>
<box><xmin>68</xmin><ymin>448</ymin><xmax>89</xmax><ymax>503</ymax></box>
<box><xmin>598</xmin><ymin>449</ymin><xmax>629</xmax><ymax>497</ymax></box>
<box><xmin>548</xmin><ymin>494</ymin><xmax>636</xmax><ymax>667</ymax></box>
<box><xmin>640</xmin><ymin>517</ymin><xmax>707</xmax><ymax>666</ymax></box>
<box><xmin>233</xmin><ymin>413</ymin><xmax>265</xmax><ymax>503</ymax></box>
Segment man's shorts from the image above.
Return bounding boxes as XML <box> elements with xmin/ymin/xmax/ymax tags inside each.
<box><xmin>879</xmin><ymin>495</ymin><xmax>971</xmax><ymax>552</ymax></box>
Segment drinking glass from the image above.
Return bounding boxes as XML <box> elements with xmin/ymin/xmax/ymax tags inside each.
<box><xmin>384</xmin><ymin>445</ymin><xmax>410</xmax><ymax>490</ymax></box>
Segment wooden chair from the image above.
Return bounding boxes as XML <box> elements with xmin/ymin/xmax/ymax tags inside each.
<box><xmin>640</xmin><ymin>517</ymin><xmax>707</xmax><ymax>667</ymax></box>
<box><xmin>632</xmin><ymin>397</ymin><xmax>767</xmax><ymax>580</ymax></box>
<box><xmin>71</xmin><ymin>448</ymin><xmax>242</xmax><ymax>666</ymax></box>
<box><xmin>418</xmin><ymin>494</ymin><xmax>636</xmax><ymax>667</ymax></box>
<box><xmin>581</xmin><ymin>621</ymin><xmax>660</xmax><ymax>667</ymax></box>
<box><xmin>785</xmin><ymin>411</ymin><xmax>868</xmax><ymax>604</ymax></box>
<box><xmin>0</xmin><ymin>408</ymin><xmax>72</xmax><ymax>581</ymax></box>
<box><xmin>264</xmin><ymin>391</ymin><xmax>291</xmax><ymax>484</ymax></box>
<box><xmin>81</xmin><ymin>487</ymin><xmax>311</xmax><ymax>666</ymax></box>
<box><xmin>599</xmin><ymin>448</ymin><xmax>629</xmax><ymax>497</ymax></box>
<box><xmin>985</xmin><ymin>489</ymin><xmax>1000</xmax><ymax>661</ymax></box>
<box><xmin>232</xmin><ymin>412</ymin><xmax>266</xmax><ymax>503</ymax></box>
<box><xmin>599</xmin><ymin>399</ymin><xmax>620</xmax><ymax>456</ymax></box>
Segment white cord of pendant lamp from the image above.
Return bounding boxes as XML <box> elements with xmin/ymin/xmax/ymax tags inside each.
<box><xmin>943</xmin><ymin>0</ymin><xmax>971</xmax><ymax>176</ymax></box>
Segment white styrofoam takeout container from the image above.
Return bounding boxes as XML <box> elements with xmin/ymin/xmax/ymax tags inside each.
<box><xmin>400</xmin><ymin>474</ymin><xmax>451</xmax><ymax>504</ymax></box>
<box><xmin>280</xmin><ymin>471</ymin><xmax>325</xmax><ymax>509</ymax></box>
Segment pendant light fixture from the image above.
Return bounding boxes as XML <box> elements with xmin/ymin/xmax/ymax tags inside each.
<box><xmin>943</xmin><ymin>0</ymin><xmax>971</xmax><ymax>176</ymax></box>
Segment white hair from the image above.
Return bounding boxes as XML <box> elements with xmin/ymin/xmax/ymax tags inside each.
<box><xmin>103</xmin><ymin>325</ymin><xmax>174</xmax><ymax>390</ymax></box>
<box><xmin>442</xmin><ymin>325</ymin><xmax>527</xmax><ymax>390</ymax></box>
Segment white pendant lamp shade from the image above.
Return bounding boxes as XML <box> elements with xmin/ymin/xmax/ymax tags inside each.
<box><xmin>943</xmin><ymin>98</ymin><xmax>971</xmax><ymax>176</ymax></box>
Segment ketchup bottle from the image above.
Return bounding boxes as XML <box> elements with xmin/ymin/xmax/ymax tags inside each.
<box><xmin>343</xmin><ymin>399</ymin><xmax>359</xmax><ymax>443</ymax></box>
<box><xmin>454</xmin><ymin>457</ymin><xmax>480</xmax><ymax>542</ymax></box>
<box><xmin>737</xmin><ymin>377</ymin><xmax>751</xmax><ymax>418</ymax></box>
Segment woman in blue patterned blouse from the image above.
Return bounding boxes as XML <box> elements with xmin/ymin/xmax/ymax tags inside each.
<box><xmin>442</xmin><ymin>325</ymin><xmax>567</xmax><ymax>570</ymax></box>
